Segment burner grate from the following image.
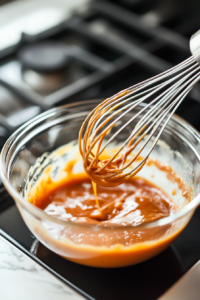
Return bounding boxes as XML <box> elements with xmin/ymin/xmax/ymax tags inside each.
<box><xmin>0</xmin><ymin>0</ymin><xmax>200</xmax><ymax>133</ymax></box>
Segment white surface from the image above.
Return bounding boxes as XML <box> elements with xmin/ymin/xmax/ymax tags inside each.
<box><xmin>159</xmin><ymin>260</ymin><xmax>200</xmax><ymax>300</ymax></box>
<box><xmin>0</xmin><ymin>235</ymin><xmax>85</xmax><ymax>300</ymax></box>
<box><xmin>0</xmin><ymin>0</ymin><xmax>89</xmax><ymax>51</ymax></box>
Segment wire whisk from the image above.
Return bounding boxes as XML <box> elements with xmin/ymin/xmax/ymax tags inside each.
<box><xmin>79</xmin><ymin>30</ymin><xmax>200</xmax><ymax>187</ymax></box>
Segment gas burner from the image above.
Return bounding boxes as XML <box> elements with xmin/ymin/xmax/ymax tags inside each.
<box><xmin>18</xmin><ymin>41</ymin><xmax>69</xmax><ymax>72</ymax></box>
<box><xmin>18</xmin><ymin>41</ymin><xmax>69</xmax><ymax>93</ymax></box>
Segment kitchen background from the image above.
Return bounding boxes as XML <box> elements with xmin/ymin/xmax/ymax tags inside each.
<box><xmin>1</xmin><ymin>0</ymin><xmax>200</xmax><ymax>299</ymax></box>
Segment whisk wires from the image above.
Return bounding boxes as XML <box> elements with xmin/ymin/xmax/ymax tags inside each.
<box><xmin>79</xmin><ymin>56</ymin><xmax>200</xmax><ymax>186</ymax></box>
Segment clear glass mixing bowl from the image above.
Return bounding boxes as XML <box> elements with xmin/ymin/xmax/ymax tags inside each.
<box><xmin>1</xmin><ymin>100</ymin><xmax>200</xmax><ymax>268</ymax></box>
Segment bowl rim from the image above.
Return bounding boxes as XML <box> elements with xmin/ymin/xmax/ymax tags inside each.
<box><xmin>1</xmin><ymin>99</ymin><xmax>200</xmax><ymax>230</ymax></box>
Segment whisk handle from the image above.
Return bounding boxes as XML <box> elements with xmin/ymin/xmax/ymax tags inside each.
<box><xmin>190</xmin><ymin>29</ymin><xmax>200</xmax><ymax>64</ymax></box>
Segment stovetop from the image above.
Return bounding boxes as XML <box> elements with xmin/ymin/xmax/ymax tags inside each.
<box><xmin>1</xmin><ymin>0</ymin><xmax>200</xmax><ymax>299</ymax></box>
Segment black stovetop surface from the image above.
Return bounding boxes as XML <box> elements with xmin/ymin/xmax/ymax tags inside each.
<box><xmin>1</xmin><ymin>203</ymin><xmax>200</xmax><ymax>300</ymax></box>
<box><xmin>1</xmin><ymin>0</ymin><xmax>200</xmax><ymax>299</ymax></box>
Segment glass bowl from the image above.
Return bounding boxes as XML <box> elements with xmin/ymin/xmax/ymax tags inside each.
<box><xmin>1</xmin><ymin>100</ymin><xmax>200</xmax><ymax>268</ymax></box>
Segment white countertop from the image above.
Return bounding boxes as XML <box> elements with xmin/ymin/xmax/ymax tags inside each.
<box><xmin>0</xmin><ymin>235</ymin><xmax>85</xmax><ymax>300</ymax></box>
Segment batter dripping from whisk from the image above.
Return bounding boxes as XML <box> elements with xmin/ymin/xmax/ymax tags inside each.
<box><xmin>79</xmin><ymin>48</ymin><xmax>200</xmax><ymax>187</ymax></box>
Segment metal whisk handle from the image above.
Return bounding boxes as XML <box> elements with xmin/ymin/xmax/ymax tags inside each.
<box><xmin>190</xmin><ymin>29</ymin><xmax>200</xmax><ymax>64</ymax></box>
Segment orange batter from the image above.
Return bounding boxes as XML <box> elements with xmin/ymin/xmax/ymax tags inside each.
<box><xmin>26</xmin><ymin>151</ymin><xmax>189</xmax><ymax>268</ymax></box>
<box><xmin>39</xmin><ymin>176</ymin><xmax>176</xmax><ymax>226</ymax></box>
